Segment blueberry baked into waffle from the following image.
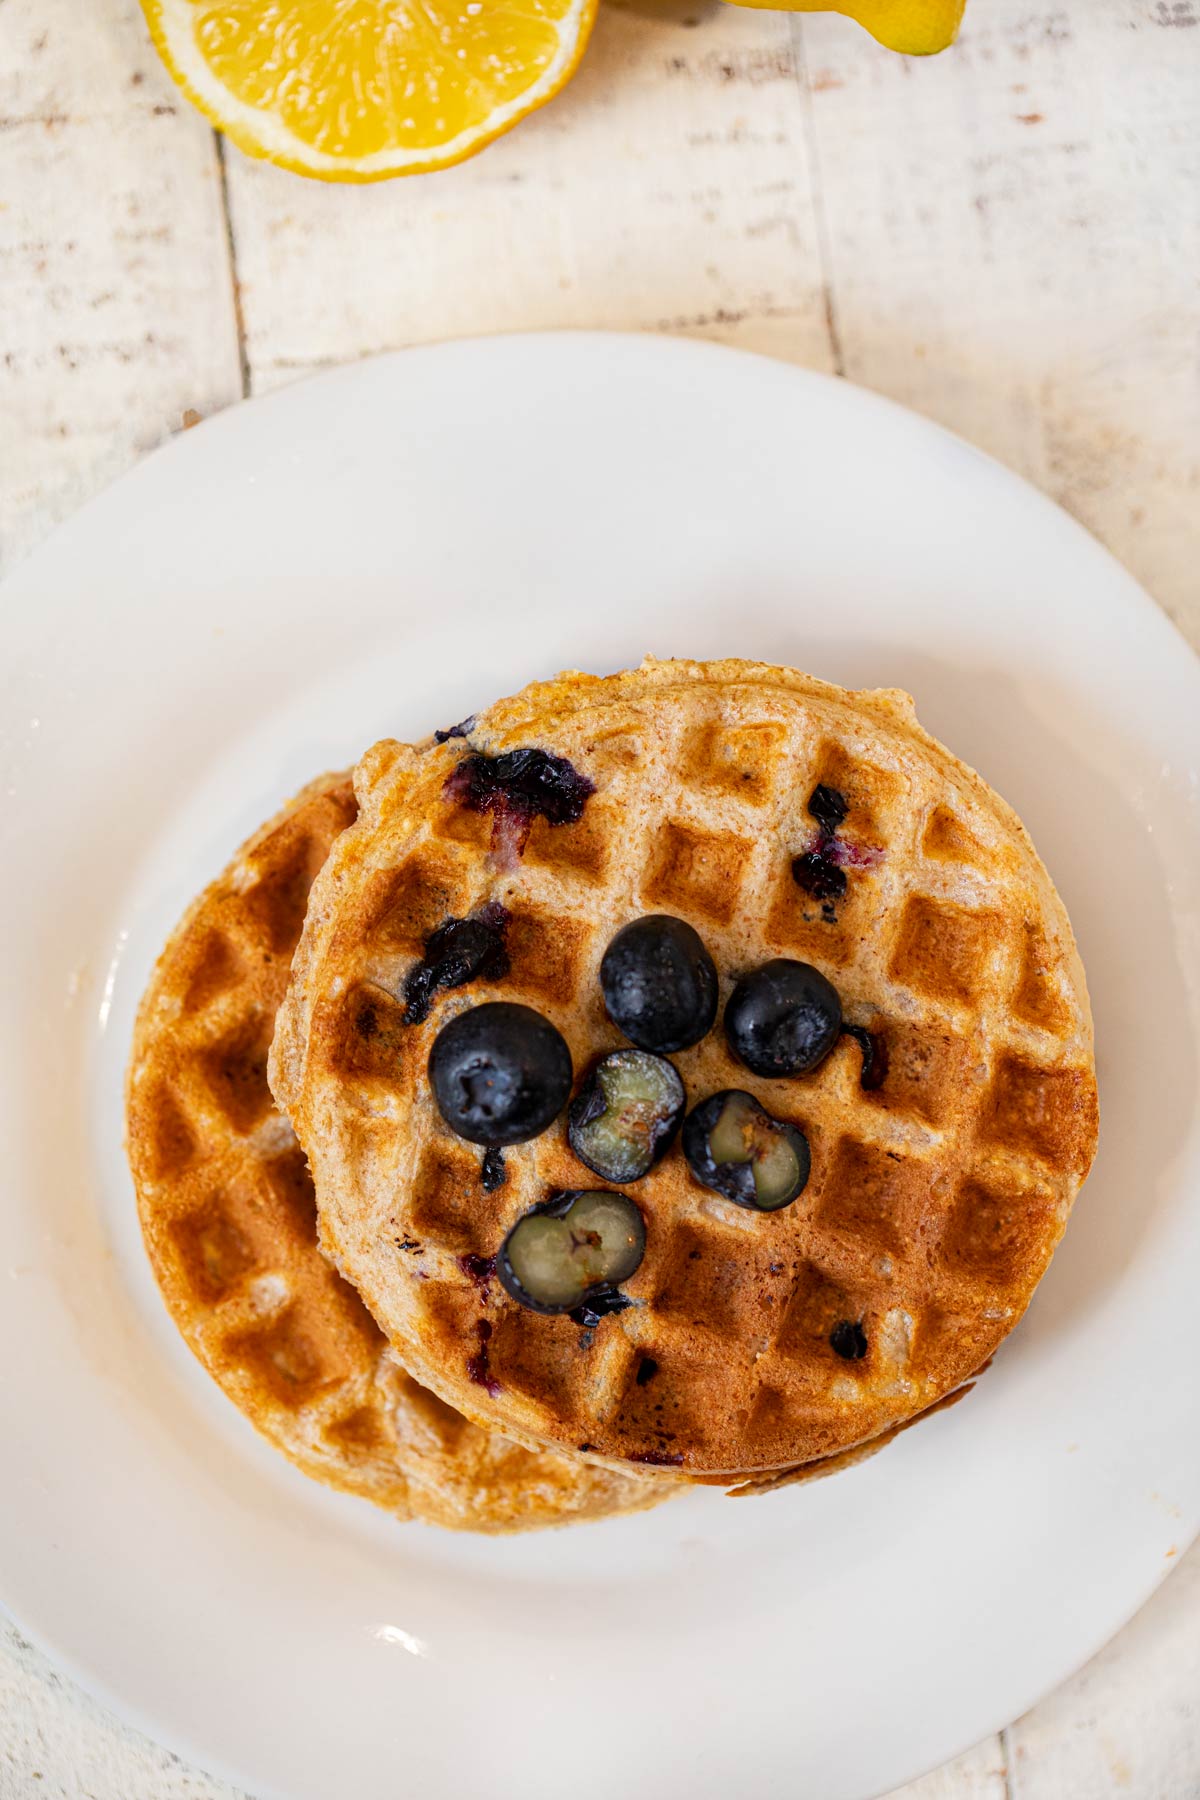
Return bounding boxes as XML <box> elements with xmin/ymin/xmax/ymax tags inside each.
<box><xmin>125</xmin><ymin>774</ymin><xmax>667</xmax><ymax>1530</ymax></box>
<box><xmin>269</xmin><ymin>659</ymin><xmax>1099</xmax><ymax>1485</ymax></box>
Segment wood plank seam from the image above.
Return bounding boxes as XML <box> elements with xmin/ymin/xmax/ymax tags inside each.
<box><xmin>1001</xmin><ymin>1724</ymin><xmax>1016</xmax><ymax>1799</ymax></box>
<box><xmin>215</xmin><ymin>130</ymin><xmax>251</xmax><ymax>400</ymax></box>
<box><xmin>791</xmin><ymin>20</ymin><xmax>846</xmax><ymax>377</ymax></box>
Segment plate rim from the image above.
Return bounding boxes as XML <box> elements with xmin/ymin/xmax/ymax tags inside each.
<box><xmin>2</xmin><ymin>328</ymin><xmax>1198</xmax><ymax>1800</ymax></box>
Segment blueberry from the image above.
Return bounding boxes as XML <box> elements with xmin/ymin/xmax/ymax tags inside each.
<box><xmin>428</xmin><ymin>1001</ymin><xmax>571</xmax><ymax>1145</ymax></box>
<box><xmin>599</xmin><ymin>915</ymin><xmax>718</xmax><ymax>1053</ymax></box>
<box><xmin>807</xmin><ymin>783</ymin><xmax>848</xmax><ymax>832</ymax></box>
<box><xmin>792</xmin><ymin>784</ymin><xmax>852</xmax><ymax>921</ymax></box>
<box><xmin>567</xmin><ymin>1049</ymin><xmax>685</xmax><ymax>1183</ymax></box>
<box><xmin>497</xmin><ymin>1189</ymin><xmax>646</xmax><ymax>1314</ymax></box>
<box><xmin>444</xmin><ymin>748</ymin><xmax>594</xmax><ymax>828</ymax></box>
<box><xmin>402</xmin><ymin>904</ymin><xmax>510</xmax><ymax>1025</ymax></box>
<box><xmin>830</xmin><ymin>1319</ymin><xmax>868</xmax><ymax>1360</ymax></box>
<box><xmin>840</xmin><ymin>1023</ymin><xmax>888</xmax><ymax>1092</ymax></box>
<box><xmin>790</xmin><ymin>851</ymin><xmax>847</xmax><ymax>904</ymax></box>
<box><xmin>724</xmin><ymin>958</ymin><xmax>842</xmax><ymax>1078</ymax></box>
<box><xmin>569</xmin><ymin>1288</ymin><xmax>636</xmax><ymax>1329</ymax></box>
<box><xmin>433</xmin><ymin>716</ymin><xmax>476</xmax><ymax>743</ymax></box>
<box><xmin>443</xmin><ymin>749</ymin><xmax>595</xmax><ymax>863</ymax></box>
<box><xmin>681</xmin><ymin>1090</ymin><xmax>811</xmax><ymax>1212</ymax></box>
<box><xmin>480</xmin><ymin>1146</ymin><xmax>508</xmax><ymax>1191</ymax></box>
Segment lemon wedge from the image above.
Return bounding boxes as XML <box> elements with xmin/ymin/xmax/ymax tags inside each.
<box><xmin>141</xmin><ymin>0</ymin><xmax>599</xmax><ymax>181</ymax></box>
<box><xmin>727</xmin><ymin>0</ymin><xmax>966</xmax><ymax>54</ymax></box>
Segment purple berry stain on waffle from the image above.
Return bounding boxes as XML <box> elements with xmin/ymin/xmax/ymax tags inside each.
<box><xmin>403</xmin><ymin>903</ymin><xmax>511</xmax><ymax>1025</ymax></box>
<box><xmin>791</xmin><ymin>782</ymin><xmax>882</xmax><ymax>922</ymax></box>
<box><xmin>466</xmin><ymin>1318</ymin><xmax>501</xmax><ymax>1395</ymax></box>
<box><xmin>458</xmin><ymin>1252</ymin><xmax>496</xmax><ymax>1298</ymax></box>
<box><xmin>444</xmin><ymin>747</ymin><xmax>594</xmax><ymax>867</ymax></box>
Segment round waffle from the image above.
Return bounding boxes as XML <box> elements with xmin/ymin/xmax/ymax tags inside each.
<box><xmin>271</xmin><ymin>660</ymin><xmax>1099</xmax><ymax>1480</ymax></box>
<box><xmin>126</xmin><ymin>774</ymin><xmax>666</xmax><ymax>1531</ymax></box>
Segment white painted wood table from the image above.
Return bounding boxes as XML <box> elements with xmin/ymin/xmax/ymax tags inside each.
<box><xmin>1</xmin><ymin>2</ymin><xmax>1197</xmax><ymax>1794</ymax></box>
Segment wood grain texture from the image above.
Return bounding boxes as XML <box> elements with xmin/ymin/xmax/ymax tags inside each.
<box><xmin>1009</xmin><ymin>1537</ymin><xmax>1200</xmax><ymax>1798</ymax></box>
<box><xmin>0</xmin><ymin>1621</ymin><xmax>249</xmax><ymax>1800</ymax></box>
<box><xmin>0</xmin><ymin>0</ymin><xmax>241</xmax><ymax>578</ymax></box>
<box><xmin>800</xmin><ymin>2</ymin><xmax>1200</xmax><ymax>637</ymax></box>
<box><xmin>1</xmin><ymin>0</ymin><xmax>1198</xmax><ymax>1796</ymax></box>
<box><xmin>220</xmin><ymin>0</ymin><xmax>836</xmax><ymax>390</ymax></box>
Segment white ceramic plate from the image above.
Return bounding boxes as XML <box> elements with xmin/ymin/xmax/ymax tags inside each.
<box><xmin>1</xmin><ymin>333</ymin><xmax>1198</xmax><ymax>1800</ymax></box>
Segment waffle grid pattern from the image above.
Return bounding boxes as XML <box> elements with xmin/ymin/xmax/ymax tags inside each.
<box><xmin>126</xmin><ymin>775</ymin><xmax>667</xmax><ymax>1530</ymax></box>
<box><xmin>275</xmin><ymin>663</ymin><xmax>1097</xmax><ymax>1478</ymax></box>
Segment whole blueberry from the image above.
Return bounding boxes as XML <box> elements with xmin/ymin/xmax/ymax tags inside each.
<box><xmin>429</xmin><ymin>1001</ymin><xmax>572</xmax><ymax>1145</ymax></box>
<box><xmin>724</xmin><ymin>958</ymin><xmax>842</xmax><ymax>1078</ymax></box>
<box><xmin>599</xmin><ymin>915</ymin><xmax>718</xmax><ymax>1054</ymax></box>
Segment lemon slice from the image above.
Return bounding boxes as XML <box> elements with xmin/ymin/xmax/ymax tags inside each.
<box><xmin>727</xmin><ymin>0</ymin><xmax>965</xmax><ymax>54</ymax></box>
<box><xmin>141</xmin><ymin>0</ymin><xmax>599</xmax><ymax>181</ymax></box>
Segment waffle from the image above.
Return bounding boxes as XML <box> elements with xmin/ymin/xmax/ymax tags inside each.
<box><xmin>126</xmin><ymin>773</ymin><xmax>667</xmax><ymax>1530</ymax></box>
<box><xmin>271</xmin><ymin>660</ymin><xmax>1099</xmax><ymax>1480</ymax></box>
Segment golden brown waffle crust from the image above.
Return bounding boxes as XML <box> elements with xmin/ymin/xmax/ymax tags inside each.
<box><xmin>271</xmin><ymin>658</ymin><xmax>1099</xmax><ymax>1480</ymax></box>
<box><xmin>126</xmin><ymin>772</ymin><xmax>669</xmax><ymax>1531</ymax></box>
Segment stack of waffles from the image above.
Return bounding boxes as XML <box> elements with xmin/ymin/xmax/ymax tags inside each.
<box><xmin>126</xmin><ymin>659</ymin><xmax>1098</xmax><ymax>1531</ymax></box>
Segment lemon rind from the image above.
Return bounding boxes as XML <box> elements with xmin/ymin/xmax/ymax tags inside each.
<box><xmin>141</xmin><ymin>0</ymin><xmax>598</xmax><ymax>182</ymax></box>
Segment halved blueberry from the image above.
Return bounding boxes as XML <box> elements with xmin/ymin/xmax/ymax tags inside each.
<box><xmin>497</xmin><ymin>1189</ymin><xmax>646</xmax><ymax>1314</ymax></box>
<box><xmin>599</xmin><ymin>914</ymin><xmax>718</xmax><ymax>1054</ymax></box>
<box><xmin>567</xmin><ymin>1050</ymin><xmax>685</xmax><ymax>1183</ymax></box>
<box><xmin>724</xmin><ymin>958</ymin><xmax>842</xmax><ymax>1078</ymax></box>
<box><xmin>429</xmin><ymin>1001</ymin><xmax>571</xmax><ymax>1145</ymax></box>
<box><xmin>682</xmin><ymin>1090</ymin><xmax>811</xmax><ymax>1212</ymax></box>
